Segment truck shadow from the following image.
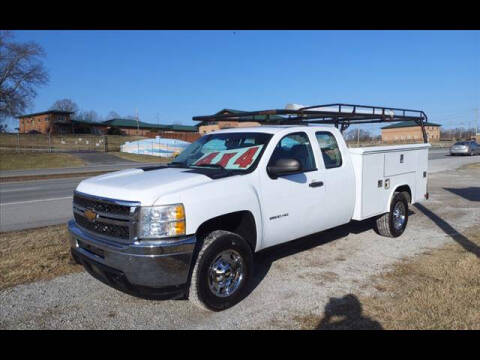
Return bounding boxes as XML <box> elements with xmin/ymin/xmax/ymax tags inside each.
<box><xmin>443</xmin><ymin>187</ymin><xmax>480</xmax><ymax>202</ymax></box>
<box><xmin>315</xmin><ymin>294</ymin><xmax>383</xmax><ymax>330</ymax></box>
<box><xmin>245</xmin><ymin>218</ymin><xmax>381</xmax><ymax>299</ymax></box>
<box><xmin>414</xmin><ymin>203</ymin><xmax>480</xmax><ymax>258</ymax></box>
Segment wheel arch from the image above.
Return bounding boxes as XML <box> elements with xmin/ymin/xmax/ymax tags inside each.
<box><xmin>195</xmin><ymin>210</ymin><xmax>257</xmax><ymax>252</ymax></box>
<box><xmin>388</xmin><ymin>184</ymin><xmax>412</xmax><ymax>209</ymax></box>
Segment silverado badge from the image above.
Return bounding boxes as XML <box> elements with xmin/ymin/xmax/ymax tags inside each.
<box><xmin>84</xmin><ymin>209</ymin><xmax>97</xmax><ymax>222</ymax></box>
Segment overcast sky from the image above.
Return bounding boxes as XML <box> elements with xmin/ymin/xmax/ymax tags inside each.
<box><xmin>8</xmin><ymin>30</ymin><xmax>480</xmax><ymax>133</ymax></box>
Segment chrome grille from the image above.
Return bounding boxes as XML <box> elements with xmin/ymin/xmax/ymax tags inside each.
<box><xmin>72</xmin><ymin>192</ymin><xmax>140</xmax><ymax>242</ymax></box>
<box><xmin>73</xmin><ymin>193</ymin><xmax>131</xmax><ymax>216</ymax></box>
<box><xmin>74</xmin><ymin>213</ymin><xmax>130</xmax><ymax>240</ymax></box>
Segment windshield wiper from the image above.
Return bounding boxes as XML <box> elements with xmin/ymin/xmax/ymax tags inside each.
<box><xmin>191</xmin><ymin>163</ymin><xmax>226</xmax><ymax>170</ymax></box>
<box><xmin>167</xmin><ymin>161</ymin><xmax>188</xmax><ymax>168</ymax></box>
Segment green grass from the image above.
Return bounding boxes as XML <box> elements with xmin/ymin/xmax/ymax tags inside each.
<box><xmin>0</xmin><ymin>152</ymin><xmax>85</xmax><ymax>171</ymax></box>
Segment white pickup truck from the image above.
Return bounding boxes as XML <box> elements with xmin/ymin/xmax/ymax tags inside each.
<box><xmin>68</xmin><ymin>105</ymin><xmax>430</xmax><ymax>311</ymax></box>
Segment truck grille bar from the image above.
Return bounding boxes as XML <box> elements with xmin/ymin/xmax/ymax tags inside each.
<box><xmin>72</xmin><ymin>191</ymin><xmax>140</xmax><ymax>243</ymax></box>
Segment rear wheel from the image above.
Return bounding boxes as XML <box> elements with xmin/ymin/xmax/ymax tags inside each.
<box><xmin>375</xmin><ymin>192</ymin><xmax>409</xmax><ymax>237</ymax></box>
<box><xmin>189</xmin><ymin>230</ymin><xmax>253</xmax><ymax>311</ymax></box>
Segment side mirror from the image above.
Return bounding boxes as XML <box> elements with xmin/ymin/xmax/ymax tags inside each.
<box><xmin>267</xmin><ymin>158</ymin><xmax>302</xmax><ymax>178</ymax></box>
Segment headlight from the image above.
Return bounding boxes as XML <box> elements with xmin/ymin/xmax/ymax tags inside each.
<box><xmin>138</xmin><ymin>204</ymin><xmax>185</xmax><ymax>239</ymax></box>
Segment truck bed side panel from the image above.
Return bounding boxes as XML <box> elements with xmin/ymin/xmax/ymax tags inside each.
<box><xmin>350</xmin><ymin>144</ymin><xmax>430</xmax><ymax>220</ymax></box>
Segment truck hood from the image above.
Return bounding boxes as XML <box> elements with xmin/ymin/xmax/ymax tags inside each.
<box><xmin>75</xmin><ymin>167</ymin><xmax>213</xmax><ymax>205</ymax></box>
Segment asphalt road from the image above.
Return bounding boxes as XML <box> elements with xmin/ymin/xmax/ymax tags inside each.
<box><xmin>428</xmin><ymin>148</ymin><xmax>448</xmax><ymax>160</ymax></box>
<box><xmin>0</xmin><ymin>148</ymin><xmax>477</xmax><ymax>233</ymax></box>
<box><xmin>0</xmin><ymin>177</ymin><xmax>84</xmax><ymax>232</ymax></box>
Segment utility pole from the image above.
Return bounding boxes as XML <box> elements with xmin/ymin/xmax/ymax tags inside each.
<box><xmin>475</xmin><ymin>107</ymin><xmax>479</xmax><ymax>139</ymax></box>
<box><xmin>136</xmin><ymin>108</ymin><xmax>140</xmax><ymax>135</ymax></box>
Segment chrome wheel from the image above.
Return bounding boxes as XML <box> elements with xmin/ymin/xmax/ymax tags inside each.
<box><xmin>392</xmin><ymin>201</ymin><xmax>406</xmax><ymax>231</ymax></box>
<box><xmin>208</xmin><ymin>249</ymin><xmax>244</xmax><ymax>298</ymax></box>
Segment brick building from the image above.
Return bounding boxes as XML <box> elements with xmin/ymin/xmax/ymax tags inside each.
<box><xmin>103</xmin><ymin>119</ymin><xmax>198</xmax><ymax>139</ymax></box>
<box><xmin>17</xmin><ymin>112</ymin><xmax>198</xmax><ymax>138</ymax></box>
<box><xmin>17</xmin><ymin>110</ymin><xmax>74</xmax><ymax>134</ymax></box>
<box><xmin>381</xmin><ymin>121</ymin><xmax>441</xmax><ymax>142</ymax></box>
<box><xmin>102</xmin><ymin>118</ymin><xmax>159</xmax><ymax>136</ymax></box>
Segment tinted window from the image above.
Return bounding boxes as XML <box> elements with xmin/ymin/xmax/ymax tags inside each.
<box><xmin>315</xmin><ymin>132</ymin><xmax>342</xmax><ymax>169</ymax></box>
<box><xmin>269</xmin><ymin>132</ymin><xmax>316</xmax><ymax>172</ymax></box>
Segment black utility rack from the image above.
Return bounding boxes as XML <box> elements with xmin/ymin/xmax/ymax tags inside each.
<box><xmin>193</xmin><ymin>103</ymin><xmax>429</xmax><ymax>143</ymax></box>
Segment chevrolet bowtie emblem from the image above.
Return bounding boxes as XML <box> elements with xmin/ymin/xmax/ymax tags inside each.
<box><xmin>84</xmin><ymin>209</ymin><xmax>97</xmax><ymax>222</ymax></box>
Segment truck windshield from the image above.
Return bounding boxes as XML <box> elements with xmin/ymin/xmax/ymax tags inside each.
<box><xmin>170</xmin><ymin>132</ymin><xmax>272</xmax><ymax>171</ymax></box>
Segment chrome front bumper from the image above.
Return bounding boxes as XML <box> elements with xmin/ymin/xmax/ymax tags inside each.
<box><xmin>68</xmin><ymin>219</ymin><xmax>196</xmax><ymax>297</ymax></box>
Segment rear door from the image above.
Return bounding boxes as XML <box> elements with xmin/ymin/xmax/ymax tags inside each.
<box><xmin>259</xmin><ymin>131</ymin><xmax>327</xmax><ymax>248</ymax></box>
<box><xmin>312</xmin><ymin>130</ymin><xmax>355</xmax><ymax>229</ymax></box>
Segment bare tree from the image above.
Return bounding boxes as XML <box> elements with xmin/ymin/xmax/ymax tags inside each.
<box><xmin>50</xmin><ymin>98</ymin><xmax>79</xmax><ymax>115</ymax></box>
<box><xmin>344</xmin><ymin>128</ymin><xmax>372</xmax><ymax>143</ymax></box>
<box><xmin>106</xmin><ymin>111</ymin><xmax>120</xmax><ymax>119</ymax></box>
<box><xmin>0</xmin><ymin>31</ymin><xmax>49</xmax><ymax>125</ymax></box>
<box><xmin>75</xmin><ymin>110</ymin><xmax>102</xmax><ymax>123</ymax></box>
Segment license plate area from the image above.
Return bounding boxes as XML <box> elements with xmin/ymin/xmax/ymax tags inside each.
<box><xmin>78</xmin><ymin>240</ymin><xmax>105</xmax><ymax>259</ymax></box>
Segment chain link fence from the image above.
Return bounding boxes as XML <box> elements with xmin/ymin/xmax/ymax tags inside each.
<box><xmin>0</xmin><ymin>134</ymin><xmax>146</xmax><ymax>152</ymax></box>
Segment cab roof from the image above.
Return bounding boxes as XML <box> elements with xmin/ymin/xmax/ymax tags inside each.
<box><xmin>211</xmin><ymin>124</ymin><xmax>336</xmax><ymax>135</ymax></box>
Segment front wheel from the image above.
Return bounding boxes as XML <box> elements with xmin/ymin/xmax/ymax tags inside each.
<box><xmin>375</xmin><ymin>192</ymin><xmax>409</xmax><ymax>237</ymax></box>
<box><xmin>188</xmin><ymin>230</ymin><xmax>253</xmax><ymax>311</ymax></box>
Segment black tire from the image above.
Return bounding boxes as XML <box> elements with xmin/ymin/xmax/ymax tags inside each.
<box><xmin>188</xmin><ymin>230</ymin><xmax>253</xmax><ymax>311</ymax></box>
<box><xmin>375</xmin><ymin>192</ymin><xmax>409</xmax><ymax>238</ymax></box>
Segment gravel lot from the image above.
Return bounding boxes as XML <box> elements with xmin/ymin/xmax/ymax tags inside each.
<box><xmin>1</xmin><ymin>156</ymin><xmax>479</xmax><ymax>329</ymax></box>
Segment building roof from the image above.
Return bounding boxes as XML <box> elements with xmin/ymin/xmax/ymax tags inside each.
<box><xmin>102</xmin><ymin>118</ymin><xmax>155</xmax><ymax>128</ymax></box>
<box><xmin>71</xmin><ymin>119</ymin><xmax>107</xmax><ymax>126</ymax></box>
<box><xmin>102</xmin><ymin>118</ymin><xmax>197</xmax><ymax>132</ymax></box>
<box><xmin>381</xmin><ymin>121</ymin><xmax>441</xmax><ymax>130</ymax></box>
<box><xmin>17</xmin><ymin>110</ymin><xmax>74</xmax><ymax>118</ymax></box>
<box><xmin>164</xmin><ymin>124</ymin><xmax>198</xmax><ymax>132</ymax></box>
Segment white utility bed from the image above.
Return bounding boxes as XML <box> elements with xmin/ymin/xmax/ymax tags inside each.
<box><xmin>349</xmin><ymin>143</ymin><xmax>431</xmax><ymax>221</ymax></box>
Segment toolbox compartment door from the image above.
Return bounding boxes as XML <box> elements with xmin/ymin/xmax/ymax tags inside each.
<box><xmin>384</xmin><ymin>151</ymin><xmax>417</xmax><ymax>177</ymax></box>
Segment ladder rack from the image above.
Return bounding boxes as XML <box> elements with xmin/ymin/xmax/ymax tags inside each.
<box><xmin>193</xmin><ymin>103</ymin><xmax>429</xmax><ymax>143</ymax></box>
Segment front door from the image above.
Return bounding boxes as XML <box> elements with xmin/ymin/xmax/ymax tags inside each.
<box><xmin>259</xmin><ymin>131</ymin><xmax>327</xmax><ymax>248</ymax></box>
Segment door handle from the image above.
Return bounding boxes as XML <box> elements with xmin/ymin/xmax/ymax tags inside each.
<box><xmin>309</xmin><ymin>181</ymin><xmax>324</xmax><ymax>188</ymax></box>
